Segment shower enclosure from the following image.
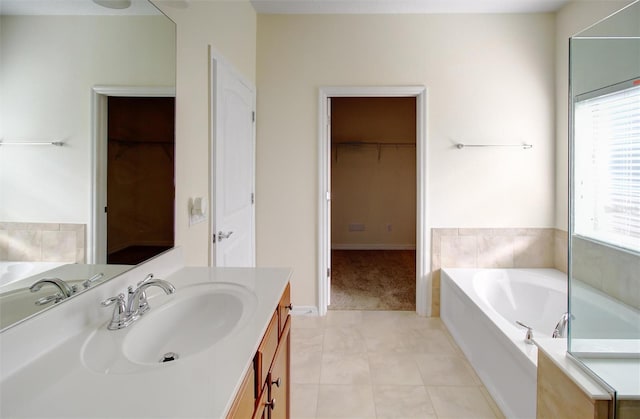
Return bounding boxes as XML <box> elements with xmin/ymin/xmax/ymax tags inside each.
<box><xmin>569</xmin><ymin>1</ymin><xmax>640</xmax><ymax>416</ymax></box>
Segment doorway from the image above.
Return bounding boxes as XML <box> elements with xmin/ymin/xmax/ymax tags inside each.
<box><xmin>330</xmin><ymin>97</ymin><xmax>417</xmax><ymax>310</ymax></box>
<box><xmin>318</xmin><ymin>86</ymin><xmax>428</xmax><ymax>316</ymax></box>
<box><xmin>90</xmin><ymin>86</ymin><xmax>176</xmax><ymax>265</ymax></box>
<box><xmin>105</xmin><ymin>96</ymin><xmax>175</xmax><ymax>265</ymax></box>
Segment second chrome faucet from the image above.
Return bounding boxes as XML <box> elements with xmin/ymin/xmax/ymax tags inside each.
<box><xmin>102</xmin><ymin>273</ymin><xmax>175</xmax><ymax>330</ymax></box>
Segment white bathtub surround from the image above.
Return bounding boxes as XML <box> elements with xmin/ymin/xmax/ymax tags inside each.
<box><xmin>0</xmin><ymin>261</ymin><xmax>65</xmax><ymax>288</ymax></box>
<box><xmin>430</xmin><ymin>228</ymin><xmax>568</xmax><ymax>316</ymax></box>
<box><xmin>441</xmin><ymin>268</ymin><xmax>567</xmax><ymax>419</ymax></box>
<box><xmin>0</xmin><ymin>247</ymin><xmax>292</xmax><ymax>417</ymax></box>
<box><xmin>571</xmin><ymin>279</ymin><xmax>640</xmax><ymax>347</ymax></box>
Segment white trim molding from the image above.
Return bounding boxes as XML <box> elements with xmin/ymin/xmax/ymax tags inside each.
<box><xmin>318</xmin><ymin>85</ymin><xmax>430</xmax><ymax>317</ymax></box>
<box><xmin>90</xmin><ymin>85</ymin><xmax>175</xmax><ymax>264</ymax></box>
<box><xmin>290</xmin><ymin>306</ymin><xmax>320</xmax><ymax>316</ymax></box>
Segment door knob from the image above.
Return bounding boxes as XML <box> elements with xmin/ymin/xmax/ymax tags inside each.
<box><xmin>217</xmin><ymin>231</ymin><xmax>234</xmax><ymax>241</ymax></box>
<box><xmin>266</xmin><ymin>398</ymin><xmax>276</xmax><ymax>410</ymax></box>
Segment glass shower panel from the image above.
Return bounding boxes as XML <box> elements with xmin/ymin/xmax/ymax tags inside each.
<box><xmin>569</xmin><ymin>0</ymin><xmax>640</xmax><ymax>411</ymax></box>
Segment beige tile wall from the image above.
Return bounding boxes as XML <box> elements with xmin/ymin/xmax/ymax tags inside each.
<box><xmin>0</xmin><ymin>222</ymin><xmax>86</xmax><ymax>263</ymax></box>
<box><xmin>572</xmin><ymin>237</ymin><xmax>640</xmax><ymax>310</ymax></box>
<box><xmin>431</xmin><ymin>228</ymin><xmax>568</xmax><ymax>316</ymax></box>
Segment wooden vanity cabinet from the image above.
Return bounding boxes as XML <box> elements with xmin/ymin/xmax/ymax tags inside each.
<box><xmin>227</xmin><ymin>283</ymin><xmax>291</xmax><ymax>419</ymax></box>
<box><xmin>278</xmin><ymin>283</ymin><xmax>291</xmax><ymax>336</ymax></box>
<box><xmin>268</xmin><ymin>316</ymin><xmax>290</xmax><ymax>419</ymax></box>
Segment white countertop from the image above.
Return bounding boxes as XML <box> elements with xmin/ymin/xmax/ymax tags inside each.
<box><xmin>0</xmin><ymin>264</ymin><xmax>291</xmax><ymax>418</ymax></box>
<box><xmin>579</xmin><ymin>357</ymin><xmax>640</xmax><ymax>400</ymax></box>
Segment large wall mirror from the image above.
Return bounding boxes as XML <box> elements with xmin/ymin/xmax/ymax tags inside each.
<box><xmin>0</xmin><ymin>0</ymin><xmax>176</xmax><ymax>330</ymax></box>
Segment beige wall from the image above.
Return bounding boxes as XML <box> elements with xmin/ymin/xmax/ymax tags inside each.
<box><xmin>153</xmin><ymin>1</ymin><xmax>635</xmax><ymax>310</ymax></box>
<box><xmin>554</xmin><ymin>0</ymin><xmax>634</xmax><ymax>231</ymax></box>
<box><xmin>0</xmin><ymin>15</ymin><xmax>175</xmax><ymax>225</ymax></box>
<box><xmin>153</xmin><ymin>0</ymin><xmax>257</xmax><ymax>266</ymax></box>
<box><xmin>257</xmin><ymin>13</ymin><xmax>556</xmax><ymax>307</ymax></box>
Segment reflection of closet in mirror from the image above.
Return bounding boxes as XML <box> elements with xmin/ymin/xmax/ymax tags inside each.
<box><xmin>106</xmin><ymin>96</ymin><xmax>175</xmax><ymax>265</ymax></box>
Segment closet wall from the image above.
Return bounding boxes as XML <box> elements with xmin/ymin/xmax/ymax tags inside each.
<box><xmin>331</xmin><ymin>97</ymin><xmax>417</xmax><ymax>249</ymax></box>
<box><xmin>107</xmin><ymin>97</ymin><xmax>175</xmax><ymax>257</ymax></box>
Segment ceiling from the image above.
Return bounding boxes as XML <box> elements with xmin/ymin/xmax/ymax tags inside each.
<box><xmin>0</xmin><ymin>0</ymin><xmax>161</xmax><ymax>15</ymax></box>
<box><xmin>250</xmin><ymin>0</ymin><xmax>571</xmax><ymax>14</ymax></box>
<box><xmin>1</xmin><ymin>0</ymin><xmax>571</xmax><ymax>16</ymax></box>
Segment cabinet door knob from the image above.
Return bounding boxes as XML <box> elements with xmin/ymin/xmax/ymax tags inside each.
<box><xmin>272</xmin><ymin>377</ymin><xmax>281</xmax><ymax>388</ymax></box>
<box><xmin>285</xmin><ymin>303</ymin><xmax>292</xmax><ymax>310</ymax></box>
<box><xmin>266</xmin><ymin>398</ymin><xmax>276</xmax><ymax>410</ymax></box>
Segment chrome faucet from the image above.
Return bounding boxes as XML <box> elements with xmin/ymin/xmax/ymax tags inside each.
<box><xmin>30</xmin><ymin>277</ymin><xmax>74</xmax><ymax>299</ymax></box>
<box><xmin>82</xmin><ymin>272</ymin><xmax>104</xmax><ymax>289</ymax></box>
<box><xmin>552</xmin><ymin>312</ymin><xmax>572</xmax><ymax>338</ymax></box>
<box><xmin>126</xmin><ymin>273</ymin><xmax>176</xmax><ymax>318</ymax></box>
<box><xmin>102</xmin><ymin>293</ymin><xmax>133</xmax><ymax>330</ymax></box>
<box><xmin>102</xmin><ymin>273</ymin><xmax>175</xmax><ymax>330</ymax></box>
<box><xmin>516</xmin><ymin>320</ymin><xmax>535</xmax><ymax>344</ymax></box>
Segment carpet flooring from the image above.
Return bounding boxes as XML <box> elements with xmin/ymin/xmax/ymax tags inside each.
<box><xmin>107</xmin><ymin>245</ymin><xmax>173</xmax><ymax>265</ymax></box>
<box><xmin>329</xmin><ymin>250</ymin><xmax>416</xmax><ymax>311</ymax></box>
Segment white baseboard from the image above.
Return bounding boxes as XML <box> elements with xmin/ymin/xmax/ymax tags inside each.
<box><xmin>290</xmin><ymin>305</ymin><xmax>319</xmax><ymax>316</ymax></box>
<box><xmin>331</xmin><ymin>243</ymin><xmax>416</xmax><ymax>250</ymax></box>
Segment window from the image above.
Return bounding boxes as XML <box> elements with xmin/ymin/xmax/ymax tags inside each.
<box><xmin>574</xmin><ymin>79</ymin><xmax>640</xmax><ymax>253</ymax></box>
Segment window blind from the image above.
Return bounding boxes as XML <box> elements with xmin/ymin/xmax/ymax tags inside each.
<box><xmin>575</xmin><ymin>80</ymin><xmax>640</xmax><ymax>253</ymax></box>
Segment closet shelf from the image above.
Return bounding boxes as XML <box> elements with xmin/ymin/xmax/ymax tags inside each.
<box><xmin>332</xmin><ymin>141</ymin><xmax>416</xmax><ymax>162</ymax></box>
<box><xmin>109</xmin><ymin>138</ymin><xmax>174</xmax><ymax>160</ymax></box>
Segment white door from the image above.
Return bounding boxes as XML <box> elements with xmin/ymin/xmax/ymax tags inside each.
<box><xmin>326</xmin><ymin>98</ymin><xmax>332</xmax><ymax>305</ymax></box>
<box><xmin>210</xmin><ymin>52</ymin><xmax>255</xmax><ymax>267</ymax></box>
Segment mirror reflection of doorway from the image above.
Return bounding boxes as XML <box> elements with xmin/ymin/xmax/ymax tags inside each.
<box><xmin>329</xmin><ymin>97</ymin><xmax>417</xmax><ymax>311</ymax></box>
<box><xmin>106</xmin><ymin>96</ymin><xmax>175</xmax><ymax>265</ymax></box>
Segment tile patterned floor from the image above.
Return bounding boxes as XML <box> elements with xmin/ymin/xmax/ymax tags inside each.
<box><xmin>290</xmin><ymin>311</ymin><xmax>505</xmax><ymax>419</ymax></box>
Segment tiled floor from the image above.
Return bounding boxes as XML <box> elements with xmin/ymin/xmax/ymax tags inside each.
<box><xmin>290</xmin><ymin>310</ymin><xmax>505</xmax><ymax>419</ymax></box>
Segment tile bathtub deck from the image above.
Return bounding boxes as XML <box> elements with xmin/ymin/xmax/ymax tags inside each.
<box><xmin>291</xmin><ymin>311</ymin><xmax>505</xmax><ymax>419</ymax></box>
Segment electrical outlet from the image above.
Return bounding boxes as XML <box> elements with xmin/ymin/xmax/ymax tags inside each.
<box><xmin>348</xmin><ymin>223</ymin><xmax>365</xmax><ymax>232</ymax></box>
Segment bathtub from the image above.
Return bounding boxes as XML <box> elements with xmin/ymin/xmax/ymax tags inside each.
<box><xmin>0</xmin><ymin>261</ymin><xmax>66</xmax><ymax>288</ymax></box>
<box><xmin>441</xmin><ymin>268</ymin><xmax>567</xmax><ymax>419</ymax></box>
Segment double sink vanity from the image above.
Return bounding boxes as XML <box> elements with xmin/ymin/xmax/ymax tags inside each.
<box><xmin>0</xmin><ymin>248</ymin><xmax>292</xmax><ymax>418</ymax></box>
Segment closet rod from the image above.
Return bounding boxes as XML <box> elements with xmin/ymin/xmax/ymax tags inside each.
<box><xmin>332</xmin><ymin>141</ymin><xmax>416</xmax><ymax>147</ymax></box>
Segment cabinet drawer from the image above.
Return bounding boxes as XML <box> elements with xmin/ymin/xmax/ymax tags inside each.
<box><xmin>256</xmin><ymin>310</ymin><xmax>279</xmax><ymax>388</ymax></box>
<box><xmin>253</xmin><ymin>382</ymin><xmax>269</xmax><ymax>419</ymax></box>
<box><xmin>269</xmin><ymin>316</ymin><xmax>290</xmax><ymax>419</ymax></box>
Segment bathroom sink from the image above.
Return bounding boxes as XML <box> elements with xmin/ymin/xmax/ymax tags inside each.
<box><xmin>81</xmin><ymin>282</ymin><xmax>258</xmax><ymax>374</ymax></box>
